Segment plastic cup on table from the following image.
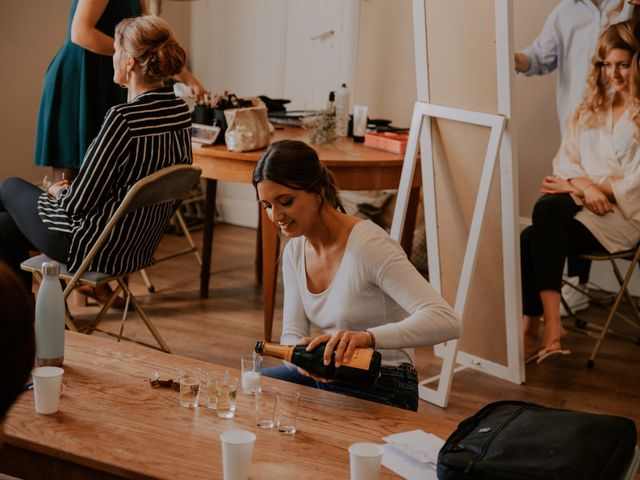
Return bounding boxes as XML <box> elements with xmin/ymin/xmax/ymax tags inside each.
<box><xmin>31</xmin><ymin>366</ymin><xmax>64</xmax><ymax>415</ymax></box>
<box><xmin>220</xmin><ymin>429</ymin><xmax>256</xmax><ymax>480</ymax></box>
<box><xmin>349</xmin><ymin>442</ymin><xmax>384</xmax><ymax>480</ymax></box>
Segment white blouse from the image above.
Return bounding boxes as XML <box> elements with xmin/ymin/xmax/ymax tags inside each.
<box><xmin>553</xmin><ymin>105</ymin><xmax>640</xmax><ymax>252</ymax></box>
<box><xmin>281</xmin><ymin>220</ymin><xmax>461</xmax><ymax>366</ymax></box>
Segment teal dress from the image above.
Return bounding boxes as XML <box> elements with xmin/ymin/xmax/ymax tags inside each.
<box><xmin>34</xmin><ymin>0</ymin><xmax>142</xmax><ymax>169</ymax></box>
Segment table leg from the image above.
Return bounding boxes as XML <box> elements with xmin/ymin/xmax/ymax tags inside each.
<box><xmin>261</xmin><ymin>209</ymin><xmax>280</xmax><ymax>342</ymax></box>
<box><xmin>255</xmin><ymin>205</ymin><xmax>263</xmax><ymax>285</ymax></box>
<box><xmin>199</xmin><ymin>179</ymin><xmax>217</xmax><ymax>299</ymax></box>
<box><xmin>400</xmin><ymin>186</ymin><xmax>420</xmax><ymax>257</ymax></box>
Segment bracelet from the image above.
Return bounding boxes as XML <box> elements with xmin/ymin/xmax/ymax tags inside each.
<box><xmin>366</xmin><ymin>330</ymin><xmax>376</xmax><ymax>349</ymax></box>
<box><xmin>583</xmin><ymin>183</ymin><xmax>598</xmax><ymax>192</ymax></box>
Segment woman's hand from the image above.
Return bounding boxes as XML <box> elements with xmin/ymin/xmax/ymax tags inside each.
<box><xmin>174</xmin><ymin>69</ymin><xmax>207</xmax><ymax>103</ymax></box>
<box><xmin>47</xmin><ymin>180</ymin><xmax>69</xmax><ymax>199</ymax></box>
<box><xmin>583</xmin><ymin>184</ymin><xmax>614</xmax><ymax>216</ymax></box>
<box><xmin>514</xmin><ymin>52</ymin><xmax>531</xmax><ymax>73</ymax></box>
<box><xmin>540</xmin><ymin>176</ymin><xmax>580</xmax><ymax>196</ymax></box>
<box><xmin>293</xmin><ymin>337</ymin><xmax>331</xmax><ymax>382</ymax></box>
<box><xmin>307</xmin><ymin>330</ymin><xmax>374</xmax><ymax>369</ymax></box>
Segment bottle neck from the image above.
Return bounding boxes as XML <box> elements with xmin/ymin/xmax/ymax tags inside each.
<box><xmin>259</xmin><ymin>342</ymin><xmax>294</xmax><ymax>362</ymax></box>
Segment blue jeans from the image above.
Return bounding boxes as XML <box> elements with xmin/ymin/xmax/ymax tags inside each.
<box><xmin>263</xmin><ymin>363</ymin><xmax>419</xmax><ymax>412</ymax></box>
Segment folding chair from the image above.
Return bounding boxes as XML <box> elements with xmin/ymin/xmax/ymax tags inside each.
<box><xmin>139</xmin><ymin>201</ymin><xmax>203</xmax><ymax>293</ymax></box>
<box><xmin>21</xmin><ymin>164</ymin><xmax>202</xmax><ymax>353</ymax></box>
<box><xmin>561</xmin><ymin>243</ymin><xmax>640</xmax><ymax>369</ymax></box>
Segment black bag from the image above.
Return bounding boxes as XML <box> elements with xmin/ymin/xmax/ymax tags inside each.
<box><xmin>437</xmin><ymin>400</ymin><xmax>636</xmax><ymax>480</ymax></box>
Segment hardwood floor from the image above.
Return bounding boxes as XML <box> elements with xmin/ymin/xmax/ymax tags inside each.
<box><xmin>69</xmin><ymin>223</ymin><xmax>640</xmax><ymax>441</ymax></box>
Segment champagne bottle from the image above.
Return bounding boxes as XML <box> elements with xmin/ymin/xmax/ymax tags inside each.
<box><xmin>255</xmin><ymin>340</ymin><xmax>382</xmax><ymax>386</ymax></box>
<box><xmin>35</xmin><ymin>261</ymin><xmax>65</xmax><ymax>367</ymax></box>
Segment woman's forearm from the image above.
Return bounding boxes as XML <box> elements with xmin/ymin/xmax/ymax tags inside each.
<box><xmin>569</xmin><ymin>177</ymin><xmax>615</xmax><ymax>202</ymax></box>
<box><xmin>71</xmin><ymin>0</ymin><xmax>115</xmax><ymax>56</ymax></box>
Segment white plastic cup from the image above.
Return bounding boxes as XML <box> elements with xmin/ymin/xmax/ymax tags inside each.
<box><xmin>220</xmin><ymin>429</ymin><xmax>256</xmax><ymax>480</ymax></box>
<box><xmin>31</xmin><ymin>366</ymin><xmax>64</xmax><ymax>415</ymax></box>
<box><xmin>349</xmin><ymin>442</ymin><xmax>384</xmax><ymax>480</ymax></box>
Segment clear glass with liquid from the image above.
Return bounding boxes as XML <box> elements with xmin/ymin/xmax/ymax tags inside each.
<box><xmin>216</xmin><ymin>372</ymin><xmax>238</xmax><ymax>418</ymax></box>
<box><xmin>178</xmin><ymin>368</ymin><xmax>201</xmax><ymax>408</ymax></box>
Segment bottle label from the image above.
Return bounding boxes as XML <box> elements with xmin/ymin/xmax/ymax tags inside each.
<box><xmin>342</xmin><ymin>348</ymin><xmax>373</xmax><ymax>371</ymax></box>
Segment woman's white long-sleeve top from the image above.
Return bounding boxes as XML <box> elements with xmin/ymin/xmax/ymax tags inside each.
<box><xmin>281</xmin><ymin>220</ymin><xmax>461</xmax><ymax>366</ymax></box>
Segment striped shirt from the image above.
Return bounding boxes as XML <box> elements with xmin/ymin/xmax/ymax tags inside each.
<box><xmin>38</xmin><ymin>86</ymin><xmax>192</xmax><ymax>275</ymax></box>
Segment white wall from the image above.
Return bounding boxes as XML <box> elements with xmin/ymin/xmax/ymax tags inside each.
<box><xmin>0</xmin><ymin>1</ymin><xmax>72</xmax><ymax>183</ymax></box>
<box><xmin>0</xmin><ymin>1</ymin><xmax>191</xmax><ymax>184</ymax></box>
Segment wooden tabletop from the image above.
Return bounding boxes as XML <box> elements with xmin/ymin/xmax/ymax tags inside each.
<box><xmin>192</xmin><ymin>127</ymin><xmax>415</xmax><ymax>190</ymax></box>
<box><xmin>2</xmin><ymin>333</ymin><xmax>456</xmax><ymax>479</ymax></box>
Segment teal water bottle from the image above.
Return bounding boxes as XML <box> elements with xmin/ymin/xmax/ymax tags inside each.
<box><xmin>35</xmin><ymin>261</ymin><xmax>65</xmax><ymax>366</ymax></box>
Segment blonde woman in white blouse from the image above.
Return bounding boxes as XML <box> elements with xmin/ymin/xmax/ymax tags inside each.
<box><xmin>521</xmin><ymin>21</ymin><xmax>640</xmax><ymax>364</ymax></box>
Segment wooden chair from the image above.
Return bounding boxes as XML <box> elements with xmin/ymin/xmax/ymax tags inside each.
<box><xmin>561</xmin><ymin>243</ymin><xmax>640</xmax><ymax>369</ymax></box>
<box><xmin>21</xmin><ymin>164</ymin><xmax>202</xmax><ymax>353</ymax></box>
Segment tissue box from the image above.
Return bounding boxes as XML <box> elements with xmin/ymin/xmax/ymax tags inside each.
<box><xmin>364</xmin><ymin>132</ymin><xmax>409</xmax><ymax>154</ymax></box>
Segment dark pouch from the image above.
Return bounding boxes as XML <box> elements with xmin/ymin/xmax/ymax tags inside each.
<box><xmin>437</xmin><ymin>400</ymin><xmax>636</xmax><ymax>480</ymax></box>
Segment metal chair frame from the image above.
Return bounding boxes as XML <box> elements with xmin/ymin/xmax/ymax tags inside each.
<box><xmin>561</xmin><ymin>243</ymin><xmax>640</xmax><ymax>369</ymax></box>
<box><xmin>21</xmin><ymin>164</ymin><xmax>202</xmax><ymax>353</ymax></box>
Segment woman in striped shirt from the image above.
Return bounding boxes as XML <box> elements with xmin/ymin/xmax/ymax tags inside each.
<box><xmin>0</xmin><ymin>15</ymin><xmax>192</xmax><ymax>289</ymax></box>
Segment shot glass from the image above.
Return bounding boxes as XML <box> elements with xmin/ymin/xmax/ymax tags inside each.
<box><xmin>31</xmin><ymin>366</ymin><xmax>64</xmax><ymax>415</ymax></box>
<box><xmin>205</xmin><ymin>369</ymin><xmax>218</xmax><ymax>409</ymax></box>
<box><xmin>241</xmin><ymin>354</ymin><xmax>262</xmax><ymax>394</ymax></box>
<box><xmin>276</xmin><ymin>391</ymin><xmax>300</xmax><ymax>434</ymax></box>
<box><xmin>216</xmin><ymin>372</ymin><xmax>238</xmax><ymax>419</ymax></box>
<box><xmin>255</xmin><ymin>386</ymin><xmax>278</xmax><ymax>429</ymax></box>
<box><xmin>178</xmin><ymin>367</ymin><xmax>201</xmax><ymax>408</ymax></box>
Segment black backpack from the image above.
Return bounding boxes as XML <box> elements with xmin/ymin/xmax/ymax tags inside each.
<box><xmin>437</xmin><ymin>400</ymin><xmax>637</xmax><ymax>480</ymax></box>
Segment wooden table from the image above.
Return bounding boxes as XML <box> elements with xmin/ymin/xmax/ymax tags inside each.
<box><xmin>2</xmin><ymin>332</ymin><xmax>455</xmax><ymax>479</ymax></box>
<box><xmin>193</xmin><ymin>127</ymin><xmax>420</xmax><ymax>341</ymax></box>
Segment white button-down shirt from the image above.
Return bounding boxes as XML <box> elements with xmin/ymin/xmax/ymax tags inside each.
<box><xmin>553</xmin><ymin>105</ymin><xmax>640</xmax><ymax>253</ymax></box>
<box><xmin>521</xmin><ymin>0</ymin><xmax>633</xmax><ymax>132</ymax></box>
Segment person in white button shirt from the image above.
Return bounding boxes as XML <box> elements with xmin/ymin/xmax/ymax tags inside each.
<box><xmin>515</xmin><ymin>0</ymin><xmax>640</xmax><ymax>313</ymax></box>
<box><xmin>252</xmin><ymin>140</ymin><xmax>460</xmax><ymax>411</ymax></box>
<box><xmin>520</xmin><ymin>21</ymin><xmax>640</xmax><ymax>364</ymax></box>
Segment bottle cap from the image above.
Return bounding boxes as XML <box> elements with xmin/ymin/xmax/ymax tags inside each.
<box><xmin>329</xmin><ymin>91</ymin><xmax>335</xmax><ymax>101</ymax></box>
<box><xmin>42</xmin><ymin>261</ymin><xmax>60</xmax><ymax>276</ymax></box>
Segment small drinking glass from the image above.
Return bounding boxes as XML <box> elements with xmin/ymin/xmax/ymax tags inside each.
<box><xmin>216</xmin><ymin>371</ymin><xmax>238</xmax><ymax>419</ymax></box>
<box><xmin>205</xmin><ymin>369</ymin><xmax>218</xmax><ymax>409</ymax></box>
<box><xmin>276</xmin><ymin>391</ymin><xmax>300</xmax><ymax>434</ymax></box>
<box><xmin>241</xmin><ymin>354</ymin><xmax>262</xmax><ymax>394</ymax></box>
<box><xmin>178</xmin><ymin>368</ymin><xmax>201</xmax><ymax>408</ymax></box>
<box><xmin>255</xmin><ymin>386</ymin><xmax>278</xmax><ymax>429</ymax></box>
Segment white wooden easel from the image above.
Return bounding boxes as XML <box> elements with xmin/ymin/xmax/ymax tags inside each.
<box><xmin>391</xmin><ymin>0</ymin><xmax>523</xmax><ymax>408</ymax></box>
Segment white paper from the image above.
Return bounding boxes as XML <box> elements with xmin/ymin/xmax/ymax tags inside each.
<box><xmin>381</xmin><ymin>429</ymin><xmax>444</xmax><ymax>479</ymax></box>
<box><xmin>382</xmin><ymin>445</ymin><xmax>438</xmax><ymax>480</ymax></box>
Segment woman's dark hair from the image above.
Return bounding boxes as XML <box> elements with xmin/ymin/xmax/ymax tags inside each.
<box><xmin>252</xmin><ymin>140</ymin><xmax>346</xmax><ymax>212</ymax></box>
<box><xmin>0</xmin><ymin>262</ymin><xmax>35</xmax><ymax>419</ymax></box>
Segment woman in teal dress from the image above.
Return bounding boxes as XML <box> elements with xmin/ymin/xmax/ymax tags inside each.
<box><xmin>34</xmin><ymin>0</ymin><xmax>204</xmax><ymax>181</ymax></box>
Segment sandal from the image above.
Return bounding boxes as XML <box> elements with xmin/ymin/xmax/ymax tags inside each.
<box><xmin>534</xmin><ymin>340</ymin><xmax>571</xmax><ymax>365</ymax></box>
